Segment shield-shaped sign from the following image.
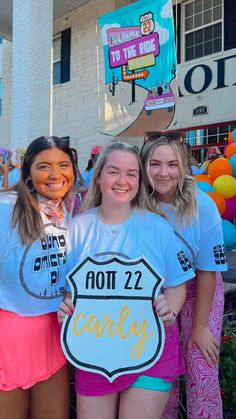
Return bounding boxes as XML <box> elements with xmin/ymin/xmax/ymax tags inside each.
<box><xmin>61</xmin><ymin>256</ymin><xmax>165</xmax><ymax>382</ymax></box>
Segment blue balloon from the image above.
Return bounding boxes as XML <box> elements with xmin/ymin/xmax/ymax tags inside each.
<box><xmin>232</xmin><ymin>128</ymin><xmax>236</xmax><ymax>143</ymax></box>
<box><xmin>229</xmin><ymin>154</ymin><xmax>236</xmax><ymax>176</ymax></box>
<box><xmin>222</xmin><ymin>219</ymin><xmax>236</xmax><ymax>248</ymax></box>
<box><xmin>196</xmin><ymin>181</ymin><xmax>214</xmax><ymax>193</ymax></box>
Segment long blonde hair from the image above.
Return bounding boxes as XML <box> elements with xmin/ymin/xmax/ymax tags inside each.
<box><xmin>81</xmin><ymin>141</ymin><xmax>157</xmax><ymax>214</ymax></box>
<box><xmin>140</xmin><ymin>136</ymin><xmax>197</xmax><ymax>226</ymax></box>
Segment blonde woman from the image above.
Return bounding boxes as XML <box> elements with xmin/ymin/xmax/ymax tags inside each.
<box><xmin>140</xmin><ymin>135</ymin><xmax>228</xmax><ymax>419</ymax></box>
<box><xmin>58</xmin><ymin>141</ymin><xmax>194</xmax><ymax>419</ymax></box>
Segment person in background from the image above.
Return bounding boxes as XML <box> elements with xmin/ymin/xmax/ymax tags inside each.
<box><xmin>140</xmin><ymin>134</ymin><xmax>228</xmax><ymax>419</ymax></box>
<box><xmin>82</xmin><ymin>145</ymin><xmax>103</xmax><ymax>188</ymax></box>
<box><xmin>58</xmin><ymin>141</ymin><xmax>194</xmax><ymax>419</ymax></box>
<box><xmin>0</xmin><ymin>136</ymin><xmax>76</xmax><ymax>419</ymax></box>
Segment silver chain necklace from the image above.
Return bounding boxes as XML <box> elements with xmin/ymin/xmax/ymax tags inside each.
<box><xmin>98</xmin><ymin>206</ymin><xmax>132</xmax><ymax>234</ymax></box>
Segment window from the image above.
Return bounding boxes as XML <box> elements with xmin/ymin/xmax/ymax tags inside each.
<box><xmin>53</xmin><ymin>34</ymin><xmax>61</xmax><ymax>85</ymax></box>
<box><xmin>184</xmin><ymin>0</ymin><xmax>223</xmax><ymax>62</ymax></box>
<box><xmin>53</xmin><ymin>28</ymin><xmax>71</xmax><ymax>85</ymax></box>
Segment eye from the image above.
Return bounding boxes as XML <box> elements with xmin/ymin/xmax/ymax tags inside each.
<box><xmin>37</xmin><ymin>164</ymin><xmax>50</xmax><ymax>170</ymax></box>
<box><xmin>108</xmin><ymin>170</ymin><xmax>118</xmax><ymax>175</ymax></box>
<box><xmin>60</xmin><ymin>162</ymin><xmax>71</xmax><ymax>168</ymax></box>
<box><xmin>128</xmin><ymin>172</ymin><xmax>137</xmax><ymax>178</ymax></box>
<box><xmin>169</xmin><ymin>162</ymin><xmax>179</xmax><ymax>167</ymax></box>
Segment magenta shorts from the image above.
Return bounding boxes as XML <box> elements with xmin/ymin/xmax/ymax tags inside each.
<box><xmin>0</xmin><ymin>309</ymin><xmax>67</xmax><ymax>391</ymax></box>
<box><xmin>75</xmin><ymin>321</ymin><xmax>185</xmax><ymax>396</ymax></box>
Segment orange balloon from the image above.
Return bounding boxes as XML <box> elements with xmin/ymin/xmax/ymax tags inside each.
<box><xmin>207</xmin><ymin>192</ymin><xmax>226</xmax><ymax>215</ymax></box>
<box><xmin>228</xmin><ymin>131</ymin><xmax>233</xmax><ymax>143</ymax></box>
<box><xmin>225</xmin><ymin>143</ymin><xmax>236</xmax><ymax>159</ymax></box>
<box><xmin>208</xmin><ymin>158</ymin><xmax>233</xmax><ymax>180</ymax></box>
<box><xmin>194</xmin><ymin>174</ymin><xmax>213</xmax><ymax>185</ymax></box>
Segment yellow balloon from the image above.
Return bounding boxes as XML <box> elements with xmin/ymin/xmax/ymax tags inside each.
<box><xmin>213</xmin><ymin>175</ymin><xmax>236</xmax><ymax>199</ymax></box>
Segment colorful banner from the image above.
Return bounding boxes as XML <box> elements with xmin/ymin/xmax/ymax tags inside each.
<box><xmin>61</xmin><ymin>256</ymin><xmax>165</xmax><ymax>382</ymax></box>
<box><xmin>99</xmin><ymin>0</ymin><xmax>177</xmax><ymax>137</ymax></box>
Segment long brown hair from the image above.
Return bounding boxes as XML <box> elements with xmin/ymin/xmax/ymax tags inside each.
<box><xmin>10</xmin><ymin>136</ymin><xmax>76</xmax><ymax>245</ymax></box>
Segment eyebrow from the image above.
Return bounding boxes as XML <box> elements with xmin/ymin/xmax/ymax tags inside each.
<box><xmin>106</xmin><ymin>165</ymin><xmax>138</xmax><ymax>172</ymax></box>
<box><xmin>150</xmin><ymin>159</ymin><xmax>179</xmax><ymax>163</ymax></box>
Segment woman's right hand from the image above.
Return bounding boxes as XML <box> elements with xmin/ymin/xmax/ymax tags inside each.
<box><xmin>57</xmin><ymin>297</ymin><xmax>74</xmax><ymax>325</ymax></box>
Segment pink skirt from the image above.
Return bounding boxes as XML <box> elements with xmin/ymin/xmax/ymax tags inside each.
<box><xmin>0</xmin><ymin>309</ymin><xmax>67</xmax><ymax>391</ymax></box>
<box><xmin>75</xmin><ymin>322</ymin><xmax>185</xmax><ymax>396</ymax></box>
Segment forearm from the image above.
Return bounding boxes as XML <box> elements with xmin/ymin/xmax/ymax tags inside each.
<box><xmin>163</xmin><ymin>282</ymin><xmax>186</xmax><ymax>316</ymax></box>
<box><xmin>193</xmin><ymin>270</ymin><xmax>216</xmax><ymax>326</ymax></box>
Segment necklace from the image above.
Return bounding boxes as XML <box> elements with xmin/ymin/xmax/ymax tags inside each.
<box><xmin>98</xmin><ymin>206</ymin><xmax>132</xmax><ymax>234</ymax></box>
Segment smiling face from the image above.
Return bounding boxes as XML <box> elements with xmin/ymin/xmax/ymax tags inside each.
<box><xmin>148</xmin><ymin>144</ymin><xmax>181</xmax><ymax>202</ymax></box>
<box><xmin>29</xmin><ymin>148</ymin><xmax>74</xmax><ymax>200</ymax></box>
<box><xmin>97</xmin><ymin>150</ymin><xmax>140</xmax><ymax>211</ymax></box>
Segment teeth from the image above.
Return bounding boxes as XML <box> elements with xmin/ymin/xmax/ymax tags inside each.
<box><xmin>113</xmin><ymin>188</ymin><xmax>128</xmax><ymax>193</ymax></box>
<box><xmin>47</xmin><ymin>183</ymin><xmax>64</xmax><ymax>188</ymax></box>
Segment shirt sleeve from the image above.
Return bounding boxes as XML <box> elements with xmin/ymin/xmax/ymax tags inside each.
<box><xmin>195</xmin><ymin>192</ymin><xmax>228</xmax><ymax>271</ymax></box>
<box><xmin>161</xmin><ymin>224</ymin><xmax>195</xmax><ymax>288</ymax></box>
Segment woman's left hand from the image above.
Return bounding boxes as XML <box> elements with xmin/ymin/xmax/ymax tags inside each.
<box><xmin>153</xmin><ymin>294</ymin><xmax>175</xmax><ymax>327</ymax></box>
<box><xmin>187</xmin><ymin>325</ymin><xmax>220</xmax><ymax>368</ymax></box>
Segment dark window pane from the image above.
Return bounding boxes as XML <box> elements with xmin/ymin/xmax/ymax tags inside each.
<box><xmin>194</xmin><ymin>13</ymin><xmax>202</xmax><ymax>28</ymax></box>
<box><xmin>214</xmin><ymin>38</ymin><xmax>222</xmax><ymax>52</ymax></box>
<box><xmin>214</xmin><ymin>22</ymin><xmax>222</xmax><ymax>37</ymax></box>
<box><xmin>213</xmin><ymin>5</ymin><xmax>222</xmax><ymax>21</ymax></box>
<box><xmin>204</xmin><ymin>0</ymin><xmax>213</xmax><ymax>11</ymax></box>
<box><xmin>194</xmin><ymin>0</ymin><xmax>202</xmax><ymax>14</ymax></box>
<box><xmin>53</xmin><ymin>62</ymin><xmax>61</xmax><ymax>85</ymax></box>
<box><xmin>185</xmin><ymin>2</ymin><xmax>193</xmax><ymax>17</ymax></box>
<box><xmin>204</xmin><ymin>26</ymin><xmax>213</xmax><ymax>40</ymax></box>
<box><xmin>186</xmin><ymin>32</ymin><xmax>194</xmax><ymax>47</ymax></box>
<box><xmin>195</xmin><ymin>29</ymin><xmax>203</xmax><ymax>43</ymax></box>
<box><xmin>204</xmin><ymin>40</ymin><xmax>213</xmax><ymax>55</ymax></box>
<box><xmin>214</xmin><ymin>0</ymin><xmax>222</xmax><ymax>6</ymax></box>
<box><xmin>186</xmin><ymin>47</ymin><xmax>194</xmax><ymax>61</ymax></box>
<box><xmin>185</xmin><ymin>16</ymin><xmax>193</xmax><ymax>31</ymax></box>
<box><xmin>195</xmin><ymin>43</ymin><xmax>203</xmax><ymax>58</ymax></box>
<box><xmin>204</xmin><ymin>10</ymin><xmax>212</xmax><ymax>24</ymax></box>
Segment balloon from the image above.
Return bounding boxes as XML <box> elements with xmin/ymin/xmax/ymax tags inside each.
<box><xmin>233</xmin><ymin>128</ymin><xmax>236</xmax><ymax>143</ymax></box>
<box><xmin>196</xmin><ymin>181</ymin><xmax>214</xmax><ymax>193</ymax></box>
<box><xmin>225</xmin><ymin>143</ymin><xmax>236</xmax><ymax>159</ymax></box>
<box><xmin>222</xmin><ymin>198</ymin><xmax>236</xmax><ymax>221</ymax></box>
<box><xmin>222</xmin><ymin>219</ymin><xmax>236</xmax><ymax>248</ymax></box>
<box><xmin>194</xmin><ymin>174</ymin><xmax>213</xmax><ymax>185</ymax></box>
<box><xmin>229</xmin><ymin>154</ymin><xmax>236</xmax><ymax>177</ymax></box>
<box><xmin>208</xmin><ymin>158</ymin><xmax>232</xmax><ymax>180</ymax></box>
<box><xmin>228</xmin><ymin>131</ymin><xmax>233</xmax><ymax>143</ymax></box>
<box><xmin>224</xmin><ymin>143</ymin><xmax>231</xmax><ymax>156</ymax></box>
<box><xmin>213</xmin><ymin>175</ymin><xmax>236</xmax><ymax>199</ymax></box>
<box><xmin>207</xmin><ymin>192</ymin><xmax>226</xmax><ymax>215</ymax></box>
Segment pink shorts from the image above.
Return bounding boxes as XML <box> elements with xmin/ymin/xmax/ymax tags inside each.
<box><xmin>75</xmin><ymin>322</ymin><xmax>185</xmax><ymax>396</ymax></box>
<box><xmin>0</xmin><ymin>309</ymin><xmax>67</xmax><ymax>391</ymax></box>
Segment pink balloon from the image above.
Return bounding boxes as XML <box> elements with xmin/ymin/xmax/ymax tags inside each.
<box><xmin>222</xmin><ymin>198</ymin><xmax>236</xmax><ymax>221</ymax></box>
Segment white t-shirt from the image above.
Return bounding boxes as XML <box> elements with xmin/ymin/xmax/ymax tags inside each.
<box><xmin>67</xmin><ymin>207</ymin><xmax>195</xmax><ymax>290</ymax></box>
<box><xmin>0</xmin><ymin>192</ymin><xmax>70</xmax><ymax>315</ymax></box>
<box><xmin>159</xmin><ymin>190</ymin><xmax>228</xmax><ymax>272</ymax></box>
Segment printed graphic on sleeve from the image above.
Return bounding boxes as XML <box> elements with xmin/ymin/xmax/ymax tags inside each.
<box><xmin>213</xmin><ymin>244</ymin><xmax>227</xmax><ymax>265</ymax></box>
<box><xmin>177</xmin><ymin>250</ymin><xmax>192</xmax><ymax>272</ymax></box>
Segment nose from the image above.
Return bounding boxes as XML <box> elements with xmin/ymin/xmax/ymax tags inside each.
<box><xmin>158</xmin><ymin>164</ymin><xmax>168</xmax><ymax>177</ymax></box>
<box><xmin>117</xmin><ymin>172</ymin><xmax>126</xmax><ymax>184</ymax></box>
<box><xmin>49</xmin><ymin>166</ymin><xmax>60</xmax><ymax>179</ymax></box>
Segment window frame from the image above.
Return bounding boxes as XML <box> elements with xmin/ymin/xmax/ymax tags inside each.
<box><xmin>182</xmin><ymin>0</ymin><xmax>224</xmax><ymax>63</ymax></box>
